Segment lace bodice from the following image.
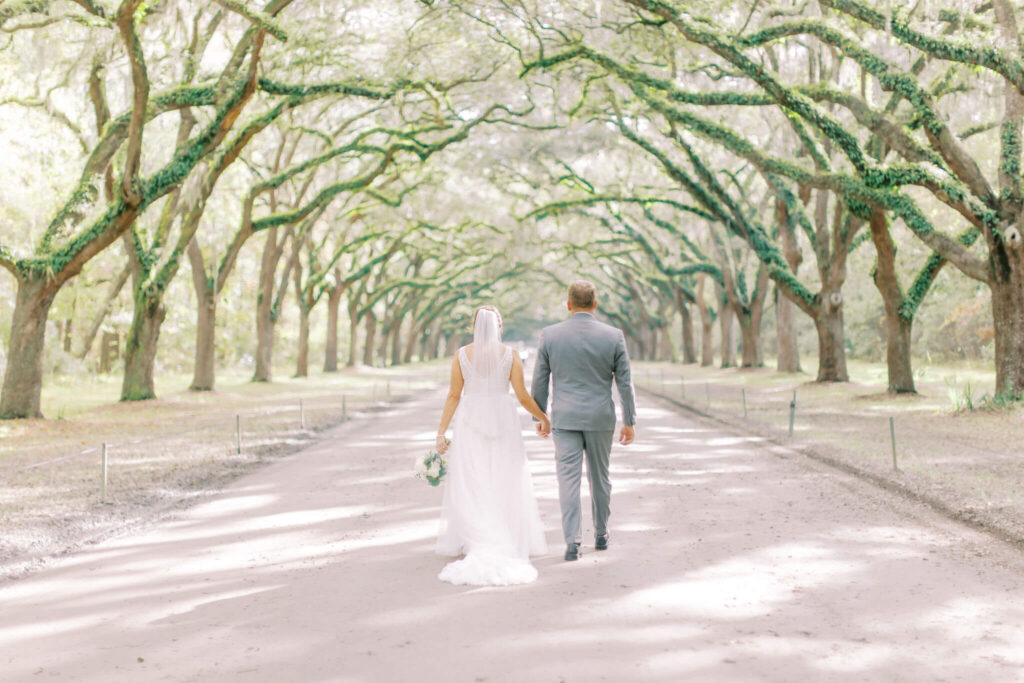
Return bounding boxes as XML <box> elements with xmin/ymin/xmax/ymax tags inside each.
<box><xmin>459</xmin><ymin>345</ymin><xmax>514</xmax><ymax>395</ymax></box>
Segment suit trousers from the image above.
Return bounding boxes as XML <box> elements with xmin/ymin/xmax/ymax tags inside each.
<box><xmin>552</xmin><ymin>428</ymin><xmax>614</xmax><ymax>545</ymax></box>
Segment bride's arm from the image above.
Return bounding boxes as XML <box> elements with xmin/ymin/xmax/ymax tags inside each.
<box><xmin>435</xmin><ymin>355</ymin><xmax>464</xmax><ymax>453</ymax></box>
<box><xmin>510</xmin><ymin>354</ymin><xmax>550</xmax><ymax>433</ymax></box>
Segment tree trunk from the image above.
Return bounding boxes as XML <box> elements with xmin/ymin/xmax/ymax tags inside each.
<box><xmin>432</xmin><ymin>327</ymin><xmax>445</xmax><ymax>359</ymax></box>
<box><xmin>253</xmin><ymin>289</ymin><xmax>275</xmax><ymax>382</ymax></box>
<box><xmin>417</xmin><ymin>330</ymin><xmax>429</xmax><ymax>362</ymax></box>
<box><xmin>190</xmin><ymin>288</ymin><xmax>217</xmax><ymax>391</ymax></box>
<box><xmin>391</xmin><ymin>318</ymin><xmax>404</xmax><ymax>366</ymax></box>
<box><xmin>377</xmin><ymin>321</ymin><xmax>390</xmax><ymax>366</ymax></box>
<box><xmin>659</xmin><ymin>325</ymin><xmax>674</xmax><ymax>361</ymax></box>
<box><xmin>78</xmin><ymin>263</ymin><xmax>131</xmax><ymax>360</ymax></box>
<box><xmin>61</xmin><ymin>319</ymin><xmax>73</xmax><ymax>353</ymax></box>
<box><xmin>775</xmin><ymin>197</ymin><xmax>803</xmax><ymax>373</ymax></box>
<box><xmin>869</xmin><ymin>209</ymin><xmax>916</xmax><ymax>393</ymax></box>
<box><xmin>700</xmin><ymin>318</ymin><xmax>714</xmax><ymax>366</ymax></box>
<box><xmin>991</xmin><ymin>247</ymin><xmax>1024</xmax><ymax>396</ymax></box>
<box><xmin>680</xmin><ymin>304</ymin><xmax>697</xmax><ymax>364</ymax></box>
<box><xmin>444</xmin><ymin>333</ymin><xmax>459</xmax><ymax>357</ymax></box>
<box><xmin>776</xmin><ymin>287</ymin><xmax>802</xmax><ymax>373</ymax></box>
<box><xmin>719</xmin><ymin>303</ymin><xmax>735</xmax><ymax>368</ymax></box>
<box><xmin>403</xmin><ymin>322</ymin><xmax>419</xmax><ymax>363</ymax></box>
<box><xmin>738</xmin><ymin>314</ymin><xmax>763</xmax><ymax>368</ymax></box>
<box><xmin>324</xmin><ymin>286</ymin><xmax>341</xmax><ymax>373</ymax></box>
<box><xmin>362</xmin><ymin>314</ymin><xmax>377</xmax><ymax>366</ymax></box>
<box><xmin>121</xmin><ymin>291</ymin><xmax>166</xmax><ymax>401</ymax></box>
<box><xmin>295</xmin><ymin>304</ymin><xmax>310</xmax><ymax>378</ymax></box>
<box><xmin>186</xmin><ymin>238</ymin><xmax>216</xmax><ymax>391</ymax></box>
<box><xmin>100</xmin><ymin>331</ymin><xmax>119</xmax><ymax>374</ymax></box>
<box><xmin>253</xmin><ymin>232</ymin><xmax>281</xmax><ymax>383</ymax></box>
<box><xmin>735</xmin><ymin>264</ymin><xmax>769</xmax><ymax>369</ymax></box>
<box><xmin>0</xmin><ymin>275</ymin><xmax>57</xmax><ymax>419</ymax></box>
<box><xmin>814</xmin><ymin>293</ymin><xmax>848</xmax><ymax>382</ymax></box>
<box><xmin>347</xmin><ymin>302</ymin><xmax>360</xmax><ymax>367</ymax></box>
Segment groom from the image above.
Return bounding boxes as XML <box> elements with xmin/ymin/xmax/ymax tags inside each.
<box><xmin>532</xmin><ymin>280</ymin><xmax>637</xmax><ymax>561</ymax></box>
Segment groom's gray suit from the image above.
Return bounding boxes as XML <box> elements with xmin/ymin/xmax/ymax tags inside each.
<box><xmin>532</xmin><ymin>312</ymin><xmax>636</xmax><ymax>545</ymax></box>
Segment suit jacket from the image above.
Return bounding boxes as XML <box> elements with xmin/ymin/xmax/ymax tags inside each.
<box><xmin>531</xmin><ymin>312</ymin><xmax>636</xmax><ymax>431</ymax></box>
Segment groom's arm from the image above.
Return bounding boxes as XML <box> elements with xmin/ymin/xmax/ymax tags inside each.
<box><xmin>613</xmin><ymin>330</ymin><xmax>636</xmax><ymax>427</ymax></box>
<box><xmin>531</xmin><ymin>331</ymin><xmax>551</xmax><ymax>421</ymax></box>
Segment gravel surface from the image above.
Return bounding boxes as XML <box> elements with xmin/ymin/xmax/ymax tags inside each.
<box><xmin>1</xmin><ymin>389</ymin><xmax>1023</xmax><ymax>681</ymax></box>
<box><xmin>0</xmin><ymin>368</ymin><xmax>435</xmax><ymax>581</ymax></box>
<box><xmin>634</xmin><ymin>362</ymin><xmax>1024</xmax><ymax>549</ymax></box>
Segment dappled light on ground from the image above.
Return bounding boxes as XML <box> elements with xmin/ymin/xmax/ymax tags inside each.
<box><xmin>1</xmin><ymin>390</ymin><xmax>1023</xmax><ymax>681</ymax></box>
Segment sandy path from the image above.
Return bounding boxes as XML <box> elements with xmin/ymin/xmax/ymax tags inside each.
<box><xmin>2</xmin><ymin>390</ymin><xmax>1024</xmax><ymax>682</ymax></box>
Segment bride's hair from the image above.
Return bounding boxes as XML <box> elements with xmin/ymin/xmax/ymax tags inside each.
<box><xmin>472</xmin><ymin>305</ymin><xmax>503</xmax><ymax>330</ymax></box>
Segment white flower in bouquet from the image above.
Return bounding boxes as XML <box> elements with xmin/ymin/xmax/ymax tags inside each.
<box><xmin>415</xmin><ymin>446</ymin><xmax>447</xmax><ymax>487</ymax></box>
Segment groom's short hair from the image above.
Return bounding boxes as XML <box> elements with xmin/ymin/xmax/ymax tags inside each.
<box><xmin>568</xmin><ymin>280</ymin><xmax>596</xmax><ymax>309</ymax></box>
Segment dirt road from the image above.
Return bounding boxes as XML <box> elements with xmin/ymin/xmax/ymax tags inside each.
<box><xmin>2</xmin><ymin>391</ymin><xmax>1023</xmax><ymax>682</ymax></box>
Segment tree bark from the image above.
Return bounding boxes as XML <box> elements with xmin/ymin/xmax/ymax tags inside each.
<box><xmin>0</xmin><ymin>275</ymin><xmax>58</xmax><ymax>418</ymax></box>
<box><xmin>295</xmin><ymin>303</ymin><xmax>310</xmax><ymax>378</ymax></box>
<box><xmin>188</xmin><ymin>240</ymin><xmax>217</xmax><ymax>391</ymax></box>
<box><xmin>736</xmin><ymin>264</ymin><xmax>770</xmax><ymax>368</ymax></box>
<box><xmin>680</xmin><ymin>303</ymin><xmax>697</xmax><ymax>364</ymax></box>
<box><xmin>391</xmin><ymin>317</ymin><xmax>404</xmax><ymax>366</ymax></box>
<box><xmin>814</xmin><ymin>292</ymin><xmax>849</xmax><ymax>382</ymax></box>
<box><xmin>253</xmin><ymin>228</ymin><xmax>291</xmax><ymax>383</ymax></box>
<box><xmin>444</xmin><ymin>333</ymin><xmax>460</xmax><ymax>357</ymax></box>
<box><xmin>403</xmin><ymin>321</ymin><xmax>419</xmax><ymax>363</ymax></box>
<box><xmin>738</xmin><ymin>313</ymin><xmax>763</xmax><ymax>368</ymax></box>
<box><xmin>377</xmin><ymin>320</ymin><xmax>391</xmax><ymax>366</ymax></box>
<box><xmin>347</xmin><ymin>306</ymin><xmax>361</xmax><ymax>367</ymax></box>
<box><xmin>658</xmin><ymin>324</ymin><xmax>674</xmax><ymax>361</ymax></box>
<box><xmin>120</xmin><ymin>291</ymin><xmax>166</xmax><ymax>401</ymax></box>
<box><xmin>696</xmin><ymin>277</ymin><xmax>714</xmax><ymax>367</ymax></box>
<box><xmin>61</xmin><ymin>319</ymin><xmax>73</xmax><ymax>353</ymax></box>
<box><xmin>79</xmin><ymin>263</ymin><xmax>131</xmax><ymax>360</ymax></box>
<box><xmin>775</xmin><ymin>197</ymin><xmax>803</xmax><ymax>373</ymax></box>
<box><xmin>324</xmin><ymin>284</ymin><xmax>342</xmax><ymax>373</ymax></box>
<box><xmin>253</xmin><ymin>283</ymin><xmax>276</xmax><ymax>382</ymax></box>
<box><xmin>362</xmin><ymin>313</ymin><xmax>377</xmax><ymax>366</ymax></box>
<box><xmin>191</xmin><ymin>289</ymin><xmax>217</xmax><ymax>391</ymax></box>
<box><xmin>869</xmin><ymin>209</ymin><xmax>916</xmax><ymax>393</ymax></box>
<box><xmin>990</xmin><ymin>243</ymin><xmax>1024</xmax><ymax>395</ymax></box>
<box><xmin>776</xmin><ymin>287</ymin><xmax>802</xmax><ymax>373</ymax></box>
<box><xmin>718</xmin><ymin>296</ymin><xmax>735</xmax><ymax>368</ymax></box>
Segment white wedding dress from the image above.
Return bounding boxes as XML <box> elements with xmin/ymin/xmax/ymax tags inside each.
<box><xmin>436</xmin><ymin>319</ymin><xmax>547</xmax><ymax>586</ymax></box>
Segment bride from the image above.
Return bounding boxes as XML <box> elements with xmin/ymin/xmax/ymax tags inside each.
<box><xmin>434</xmin><ymin>305</ymin><xmax>550</xmax><ymax>585</ymax></box>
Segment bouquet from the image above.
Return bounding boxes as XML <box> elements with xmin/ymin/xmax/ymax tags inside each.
<box><xmin>415</xmin><ymin>443</ymin><xmax>448</xmax><ymax>487</ymax></box>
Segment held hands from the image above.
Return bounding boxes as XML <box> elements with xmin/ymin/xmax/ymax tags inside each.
<box><xmin>618</xmin><ymin>424</ymin><xmax>635</xmax><ymax>446</ymax></box>
<box><xmin>535</xmin><ymin>415</ymin><xmax>551</xmax><ymax>438</ymax></box>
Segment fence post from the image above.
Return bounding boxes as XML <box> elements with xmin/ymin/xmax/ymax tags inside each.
<box><xmin>680</xmin><ymin>376</ymin><xmax>685</xmax><ymax>399</ymax></box>
<box><xmin>101</xmin><ymin>443</ymin><xmax>108</xmax><ymax>503</ymax></box>
<box><xmin>236</xmin><ymin>414</ymin><xmax>241</xmax><ymax>454</ymax></box>
<box><xmin>742</xmin><ymin>388</ymin><xmax>747</xmax><ymax>419</ymax></box>
<box><xmin>889</xmin><ymin>416</ymin><xmax>898</xmax><ymax>471</ymax></box>
<box><xmin>705</xmin><ymin>382</ymin><xmax>710</xmax><ymax>410</ymax></box>
<box><xmin>386</xmin><ymin>380</ymin><xmax>391</xmax><ymax>400</ymax></box>
<box><xmin>660</xmin><ymin>369</ymin><xmax>665</xmax><ymax>393</ymax></box>
<box><xmin>342</xmin><ymin>394</ymin><xmax>347</xmax><ymax>421</ymax></box>
<box><xmin>788</xmin><ymin>390</ymin><xmax>796</xmax><ymax>437</ymax></box>
<box><xmin>300</xmin><ymin>399</ymin><xmax>305</xmax><ymax>429</ymax></box>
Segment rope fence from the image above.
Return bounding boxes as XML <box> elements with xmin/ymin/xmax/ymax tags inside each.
<box><xmin>1</xmin><ymin>371</ymin><xmax>443</xmax><ymax>506</ymax></box>
<box><xmin>632</xmin><ymin>364</ymin><xmax>1000</xmax><ymax>479</ymax></box>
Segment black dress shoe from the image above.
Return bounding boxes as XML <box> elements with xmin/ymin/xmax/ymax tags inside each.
<box><xmin>595</xmin><ymin>533</ymin><xmax>609</xmax><ymax>551</ymax></box>
<box><xmin>564</xmin><ymin>543</ymin><xmax>580</xmax><ymax>561</ymax></box>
